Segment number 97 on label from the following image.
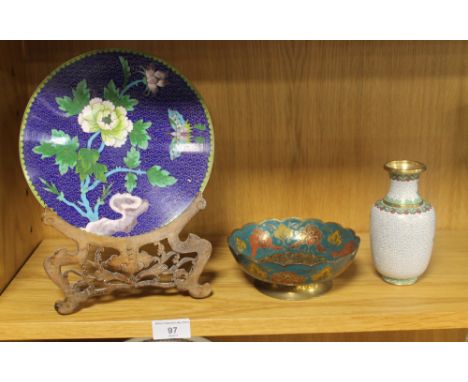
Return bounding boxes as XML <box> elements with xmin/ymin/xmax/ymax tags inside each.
<box><xmin>152</xmin><ymin>318</ymin><xmax>191</xmax><ymax>340</ymax></box>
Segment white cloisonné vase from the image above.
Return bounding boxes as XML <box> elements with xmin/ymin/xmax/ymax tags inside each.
<box><xmin>370</xmin><ymin>160</ymin><xmax>436</xmax><ymax>285</ymax></box>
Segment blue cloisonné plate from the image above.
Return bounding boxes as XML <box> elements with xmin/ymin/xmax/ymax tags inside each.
<box><xmin>20</xmin><ymin>50</ymin><xmax>214</xmax><ymax>237</ymax></box>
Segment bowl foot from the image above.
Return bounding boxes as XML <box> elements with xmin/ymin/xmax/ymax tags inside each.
<box><xmin>382</xmin><ymin>275</ymin><xmax>418</xmax><ymax>285</ymax></box>
<box><xmin>253</xmin><ymin>279</ymin><xmax>333</xmax><ymax>300</ymax></box>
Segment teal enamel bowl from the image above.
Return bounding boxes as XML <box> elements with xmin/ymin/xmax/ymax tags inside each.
<box><xmin>227</xmin><ymin>218</ymin><xmax>360</xmax><ymax>299</ymax></box>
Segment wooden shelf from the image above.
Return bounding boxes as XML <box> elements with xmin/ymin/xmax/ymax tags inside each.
<box><xmin>0</xmin><ymin>231</ymin><xmax>467</xmax><ymax>340</ymax></box>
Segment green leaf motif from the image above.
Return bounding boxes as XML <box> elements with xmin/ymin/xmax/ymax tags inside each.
<box><xmin>119</xmin><ymin>56</ymin><xmax>131</xmax><ymax>87</ymax></box>
<box><xmin>119</xmin><ymin>95</ymin><xmax>138</xmax><ymax>111</ymax></box>
<box><xmin>193</xmin><ymin>123</ymin><xmax>206</xmax><ymax>131</ymax></box>
<box><xmin>55</xmin><ymin>80</ymin><xmax>90</xmax><ymax>116</ymax></box>
<box><xmin>33</xmin><ymin>141</ymin><xmax>55</xmax><ymax>157</ymax></box>
<box><xmin>125</xmin><ymin>173</ymin><xmax>138</xmax><ymax>193</ymax></box>
<box><xmin>195</xmin><ymin>136</ymin><xmax>205</xmax><ymax>143</ymax></box>
<box><xmin>76</xmin><ymin>148</ymin><xmax>108</xmax><ymax>182</ymax></box>
<box><xmin>103</xmin><ymin>80</ymin><xmax>138</xmax><ymax>111</ymax></box>
<box><xmin>130</xmin><ymin>120</ymin><xmax>152</xmax><ymax>149</ymax></box>
<box><xmin>123</xmin><ymin>147</ymin><xmax>141</xmax><ymax>168</ymax></box>
<box><xmin>32</xmin><ymin>129</ymin><xmax>79</xmax><ymax>175</ymax></box>
<box><xmin>146</xmin><ymin>165</ymin><xmax>177</xmax><ymax>187</ymax></box>
<box><xmin>103</xmin><ymin>80</ymin><xmax>120</xmax><ymax>104</ymax></box>
<box><xmin>54</xmin><ymin>136</ymin><xmax>79</xmax><ymax>175</ymax></box>
<box><xmin>39</xmin><ymin>178</ymin><xmax>60</xmax><ymax>196</ymax></box>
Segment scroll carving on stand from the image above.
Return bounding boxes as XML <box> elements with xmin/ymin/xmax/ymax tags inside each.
<box><xmin>43</xmin><ymin>193</ymin><xmax>212</xmax><ymax>315</ymax></box>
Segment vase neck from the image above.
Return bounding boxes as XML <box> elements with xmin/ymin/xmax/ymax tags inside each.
<box><xmin>384</xmin><ymin>177</ymin><xmax>422</xmax><ymax>207</ymax></box>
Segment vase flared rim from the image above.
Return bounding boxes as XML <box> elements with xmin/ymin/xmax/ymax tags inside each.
<box><xmin>384</xmin><ymin>160</ymin><xmax>426</xmax><ymax>176</ymax></box>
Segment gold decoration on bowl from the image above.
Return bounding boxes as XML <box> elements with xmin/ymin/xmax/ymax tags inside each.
<box><xmin>293</xmin><ymin>224</ymin><xmax>322</xmax><ymax>247</ymax></box>
<box><xmin>235</xmin><ymin>237</ymin><xmax>247</xmax><ymax>253</ymax></box>
<box><xmin>247</xmin><ymin>262</ymin><xmax>268</xmax><ymax>280</ymax></box>
<box><xmin>271</xmin><ymin>271</ymin><xmax>306</xmax><ymax>285</ymax></box>
<box><xmin>312</xmin><ymin>266</ymin><xmax>333</xmax><ymax>282</ymax></box>
<box><xmin>274</xmin><ymin>224</ymin><xmax>293</xmax><ymax>241</ymax></box>
<box><xmin>259</xmin><ymin>252</ymin><xmax>323</xmax><ymax>267</ymax></box>
<box><xmin>328</xmin><ymin>230</ymin><xmax>342</xmax><ymax>246</ymax></box>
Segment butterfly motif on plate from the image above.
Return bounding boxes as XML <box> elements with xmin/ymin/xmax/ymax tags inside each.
<box><xmin>168</xmin><ymin>109</ymin><xmax>207</xmax><ymax>160</ymax></box>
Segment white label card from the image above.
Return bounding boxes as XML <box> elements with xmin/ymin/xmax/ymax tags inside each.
<box><xmin>152</xmin><ymin>318</ymin><xmax>191</xmax><ymax>340</ymax></box>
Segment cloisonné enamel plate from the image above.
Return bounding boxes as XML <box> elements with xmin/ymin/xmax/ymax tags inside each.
<box><xmin>20</xmin><ymin>50</ymin><xmax>214</xmax><ymax>237</ymax></box>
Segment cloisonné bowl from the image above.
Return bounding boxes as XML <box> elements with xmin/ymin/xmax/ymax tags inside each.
<box><xmin>228</xmin><ymin>218</ymin><xmax>360</xmax><ymax>300</ymax></box>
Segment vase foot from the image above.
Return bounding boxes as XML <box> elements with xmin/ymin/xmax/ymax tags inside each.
<box><xmin>382</xmin><ymin>275</ymin><xmax>418</xmax><ymax>286</ymax></box>
<box><xmin>253</xmin><ymin>279</ymin><xmax>332</xmax><ymax>300</ymax></box>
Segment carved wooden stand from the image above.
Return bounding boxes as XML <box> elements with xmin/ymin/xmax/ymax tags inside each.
<box><xmin>42</xmin><ymin>193</ymin><xmax>212</xmax><ymax>314</ymax></box>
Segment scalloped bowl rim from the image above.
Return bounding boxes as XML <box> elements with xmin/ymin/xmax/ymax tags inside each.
<box><xmin>227</xmin><ymin>217</ymin><xmax>361</xmax><ymax>268</ymax></box>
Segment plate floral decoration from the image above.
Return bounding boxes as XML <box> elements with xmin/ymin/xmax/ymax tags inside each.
<box><xmin>31</xmin><ymin>55</ymin><xmax>208</xmax><ymax>236</ymax></box>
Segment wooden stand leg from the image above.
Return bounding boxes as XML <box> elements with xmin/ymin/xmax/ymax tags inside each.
<box><xmin>42</xmin><ymin>193</ymin><xmax>213</xmax><ymax>314</ymax></box>
<box><xmin>169</xmin><ymin>233</ymin><xmax>212</xmax><ymax>298</ymax></box>
<box><xmin>43</xmin><ymin>245</ymin><xmax>90</xmax><ymax>315</ymax></box>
